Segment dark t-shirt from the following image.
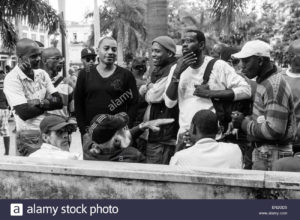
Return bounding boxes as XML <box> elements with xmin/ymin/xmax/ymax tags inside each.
<box><xmin>74</xmin><ymin>65</ymin><xmax>138</xmax><ymax>134</ymax></box>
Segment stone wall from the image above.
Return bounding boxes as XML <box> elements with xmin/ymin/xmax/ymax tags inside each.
<box><xmin>0</xmin><ymin>156</ymin><xmax>300</xmax><ymax>199</ymax></box>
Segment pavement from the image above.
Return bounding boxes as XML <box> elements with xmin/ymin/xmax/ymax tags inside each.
<box><xmin>0</xmin><ymin>121</ymin><xmax>83</xmax><ymax>156</ymax></box>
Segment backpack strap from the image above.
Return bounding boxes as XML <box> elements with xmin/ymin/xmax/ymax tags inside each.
<box><xmin>53</xmin><ymin>76</ymin><xmax>64</xmax><ymax>87</ymax></box>
<box><xmin>202</xmin><ymin>58</ymin><xmax>219</xmax><ymax>85</ymax></box>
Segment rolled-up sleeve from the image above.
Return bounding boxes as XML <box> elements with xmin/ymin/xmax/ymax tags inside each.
<box><xmin>163</xmin><ymin>65</ymin><xmax>178</xmax><ymax>108</ymax></box>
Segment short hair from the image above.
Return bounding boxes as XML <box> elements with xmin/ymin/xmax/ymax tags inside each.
<box><xmin>191</xmin><ymin>110</ymin><xmax>218</xmax><ymax>136</ymax></box>
<box><xmin>186</xmin><ymin>29</ymin><xmax>206</xmax><ymax>44</ymax></box>
<box><xmin>97</xmin><ymin>36</ymin><xmax>116</xmax><ymax>48</ymax></box>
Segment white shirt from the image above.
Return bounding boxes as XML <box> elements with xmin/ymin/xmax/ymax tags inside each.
<box><xmin>164</xmin><ymin>56</ymin><xmax>251</xmax><ymax>134</ymax></box>
<box><xmin>4</xmin><ymin>66</ymin><xmax>57</xmax><ymax>131</ymax></box>
<box><xmin>29</xmin><ymin>143</ymin><xmax>81</xmax><ymax>160</ymax></box>
<box><xmin>169</xmin><ymin>138</ymin><xmax>243</xmax><ymax>169</ymax></box>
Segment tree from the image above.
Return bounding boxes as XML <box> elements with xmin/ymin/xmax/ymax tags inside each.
<box><xmin>0</xmin><ymin>0</ymin><xmax>64</xmax><ymax>50</ymax></box>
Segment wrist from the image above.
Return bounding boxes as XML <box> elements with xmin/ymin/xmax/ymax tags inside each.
<box><xmin>139</xmin><ymin>122</ymin><xmax>147</xmax><ymax>130</ymax></box>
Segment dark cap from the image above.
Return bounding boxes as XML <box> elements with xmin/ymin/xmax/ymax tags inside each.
<box><xmin>16</xmin><ymin>38</ymin><xmax>41</xmax><ymax>58</ymax></box>
<box><xmin>81</xmin><ymin>48</ymin><xmax>97</xmax><ymax>58</ymax></box>
<box><xmin>152</xmin><ymin>36</ymin><xmax>176</xmax><ymax>54</ymax></box>
<box><xmin>40</xmin><ymin>115</ymin><xmax>76</xmax><ymax>133</ymax></box>
<box><xmin>89</xmin><ymin>112</ymin><xmax>129</xmax><ymax>144</ymax></box>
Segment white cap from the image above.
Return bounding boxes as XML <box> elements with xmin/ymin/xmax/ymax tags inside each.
<box><xmin>232</xmin><ymin>40</ymin><xmax>271</xmax><ymax>59</ymax></box>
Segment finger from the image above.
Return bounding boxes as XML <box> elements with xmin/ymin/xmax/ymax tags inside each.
<box><xmin>155</xmin><ymin>118</ymin><xmax>175</xmax><ymax>125</ymax></box>
<box><xmin>149</xmin><ymin>126</ymin><xmax>160</xmax><ymax>132</ymax></box>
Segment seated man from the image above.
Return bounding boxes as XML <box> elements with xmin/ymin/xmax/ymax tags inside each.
<box><xmin>29</xmin><ymin>115</ymin><xmax>80</xmax><ymax>160</ymax></box>
<box><xmin>83</xmin><ymin>112</ymin><xmax>174</xmax><ymax>163</ymax></box>
<box><xmin>169</xmin><ymin>110</ymin><xmax>242</xmax><ymax>169</ymax></box>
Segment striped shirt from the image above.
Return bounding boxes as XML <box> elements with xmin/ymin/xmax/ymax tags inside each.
<box><xmin>246</xmin><ymin>71</ymin><xmax>296</xmax><ymax>145</ymax></box>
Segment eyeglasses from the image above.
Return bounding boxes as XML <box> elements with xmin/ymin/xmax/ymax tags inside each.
<box><xmin>85</xmin><ymin>57</ymin><xmax>96</xmax><ymax>62</ymax></box>
<box><xmin>48</xmin><ymin>56</ymin><xmax>65</xmax><ymax>62</ymax></box>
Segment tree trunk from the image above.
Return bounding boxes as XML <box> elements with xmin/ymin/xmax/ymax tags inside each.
<box><xmin>146</xmin><ymin>0</ymin><xmax>168</xmax><ymax>68</ymax></box>
<box><xmin>117</xmin><ymin>28</ymin><xmax>125</xmax><ymax>67</ymax></box>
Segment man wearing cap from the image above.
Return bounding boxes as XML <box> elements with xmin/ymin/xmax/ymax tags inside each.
<box><xmin>4</xmin><ymin>38</ymin><xmax>63</xmax><ymax>156</ymax></box>
<box><xmin>164</xmin><ymin>30</ymin><xmax>251</xmax><ymax>152</ymax></box>
<box><xmin>41</xmin><ymin>47</ymin><xmax>75</xmax><ymax>120</ymax></box>
<box><xmin>170</xmin><ymin>110</ymin><xmax>242</xmax><ymax>169</ymax></box>
<box><xmin>139</xmin><ymin>36</ymin><xmax>179</xmax><ymax>164</ymax></box>
<box><xmin>29</xmin><ymin>115</ymin><xmax>79</xmax><ymax>160</ymax></box>
<box><xmin>83</xmin><ymin>112</ymin><xmax>174</xmax><ymax>162</ymax></box>
<box><xmin>81</xmin><ymin>47</ymin><xmax>97</xmax><ymax>69</ymax></box>
<box><xmin>231</xmin><ymin>40</ymin><xmax>295</xmax><ymax>171</ymax></box>
<box><xmin>75</xmin><ymin>36</ymin><xmax>138</xmax><ymax>150</ymax></box>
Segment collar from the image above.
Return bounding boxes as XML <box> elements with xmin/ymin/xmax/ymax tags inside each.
<box><xmin>195</xmin><ymin>138</ymin><xmax>217</xmax><ymax>145</ymax></box>
<box><xmin>256</xmin><ymin>63</ymin><xmax>277</xmax><ymax>83</ymax></box>
<box><xmin>286</xmin><ymin>68</ymin><xmax>300</xmax><ymax>78</ymax></box>
<box><xmin>151</xmin><ymin>57</ymin><xmax>177</xmax><ymax>83</ymax></box>
<box><xmin>15</xmin><ymin>66</ymin><xmax>33</xmax><ymax>81</ymax></box>
<box><xmin>41</xmin><ymin>143</ymin><xmax>64</xmax><ymax>152</ymax></box>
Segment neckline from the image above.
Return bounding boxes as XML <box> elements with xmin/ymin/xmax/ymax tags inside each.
<box><xmin>96</xmin><ymin>64</ymin><xmax>117</xmax><ymax>79</ymax></box>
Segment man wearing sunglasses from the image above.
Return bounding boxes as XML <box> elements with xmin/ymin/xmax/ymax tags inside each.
<box><xmin>81</xmin><ymin>48</ymin><xmax>97</xmax><ymax>69</ymax></box>
<box><xmin>4</xmin><ymin>38</ymin><xmax>63</xmax><ymax>156</ymax></box>
<box><xmin>29</xmin><ymin>115</ymin><xmax>80</xmax><ymax>160</ymax></box>
<box><xmin>41</xmin><ymin>47</ymin><xmax>75</xmax><ymax>121</ymax></box>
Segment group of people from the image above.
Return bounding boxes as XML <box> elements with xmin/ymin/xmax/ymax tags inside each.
<box><xmin>1</xmin><ymin>28</ymin><xmax>300</xmax><ymax>173</ymax></box>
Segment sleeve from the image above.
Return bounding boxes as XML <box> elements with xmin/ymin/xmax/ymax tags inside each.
<box><xmin>3</xmin><ymin>75</ymin><xmax>27</xmax><ymax>107</ymax></box>
<box><xmin>145</xmin><ymin>76</ymin><xmax>168</xmax><ymax>104</ymax></box>
<box><xmin>126</xmin><ymin>71</ymin><xmax>139</xmax><ymax>127</ymax></box>
<box><xmin>163</xmin><ymin>65</ymin><xmax>178</xmax><ymax>108</ymax></box>
<box><xmin>247</xmin><ymin>89</ymin><xmax>290</xmax><ymax>140</ymax></box>
<box><xmin>213</xmin><ymin>61</ymin><xmax>251</xmax><ymax>101</ymax></box>
<box><xmin>74</xmin><ymin>69</ymin><xmax>88</xmax><ymax>134</ymax></box>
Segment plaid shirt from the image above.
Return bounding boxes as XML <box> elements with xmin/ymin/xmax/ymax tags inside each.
<box><xmin>246</xmin><ymin>71</ymin><xmax>296</xmax><ymax>144</ymax></box>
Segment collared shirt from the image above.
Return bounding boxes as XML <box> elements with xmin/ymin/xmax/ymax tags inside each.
<box><xmin>4</xmin><ymin>66</ymin><xmax>57</xmax><ymax>131</ymax></box>
<box><xmin>29</xmin><ymin>143</ymin><xmax>81</xmax><ymax>160</ymax></box>
<box><xmin>164</xmin><ymin>56</ymin><xmax>251</xmax><ymax>134</ymax></box>
<box><xmin>169</xmin><ymin>138</ymin><xmax>242</xmax><ymax>169</ymax></box>
<box><xmin>246</xmin><ymin>70</ymin><xmax>295</xmax><ymax>145</ymax></box>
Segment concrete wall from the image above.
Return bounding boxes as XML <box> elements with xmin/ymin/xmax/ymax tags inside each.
<box><xmin>0</xmin><ymin>156</ymin><xmax>300</xmax><ymax>199</ymax></box>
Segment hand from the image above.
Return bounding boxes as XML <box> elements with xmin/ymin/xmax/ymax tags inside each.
<box><xmin>141</xmin><ymin>118</ymin><xmax>175</xmax><ymax>132</ymax></box>
<box><xmin>173</xmin><ymin>52</ymin><xmax>197</xmax><ymax>78</ymax></box>
<box><xmin>18</xmin><ymin>57</ymin><xmax>31</xmax><ymax>73</ymax></box>
<box><xmin>193</xmin><ymin>84</ymin><xmax>211</xmax><ymax>98</ymax></box>
<box><xmin>231</xmin><ymin>111</ymin><xmax>245</xmax><ymax>129</ymax></box>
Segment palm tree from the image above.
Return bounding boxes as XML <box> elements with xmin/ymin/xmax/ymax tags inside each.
<box><xmin>209</xmin><ymin>0</ymin><xmax>248</xmax><ymax>37</ymax></box>
<box><xmin>0</xmin><ymin>0</ymin><xmax>64</xmax><ymax>50</ymax></box>
<box><xmin>86</xmin><ymin>0</ymin><xmax>147</xmax><ymax>65</ymax></box>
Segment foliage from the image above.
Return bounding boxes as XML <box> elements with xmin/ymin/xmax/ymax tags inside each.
<box><xmin>0</xmin><ymin>0</ymin><xmax>65</xmax><ymax>49</ymax></box>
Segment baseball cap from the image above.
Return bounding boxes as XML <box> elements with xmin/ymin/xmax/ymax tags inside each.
<box><xmin>16</xmin><ymin>38</ymin><xmax>41</xmax><ymax>58</ymax></box>
<box><xmin>152</xmin><ymin>36</ymin><xmax>176</xmax><ymax>55</ymax></box>
<box><xmin>232</xmin><ymin>40</ymin><xmax>271</xmax><ymax>59</ymax></box>
<box><xmin>81</xmin><ymin>48</ymin><xmax>97</xmax><ymax>58</ymax></box>
<box><xmin>40</xmin><ymin>115</ymin><xmax>76</xmax><ymax>133</ymax></box>
<box><xmin>89</xmin><ymin>112</ymin><xmax>129</xmax><ymax>144</ymax></box>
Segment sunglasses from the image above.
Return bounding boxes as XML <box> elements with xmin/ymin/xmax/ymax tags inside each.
<box><xmin>85</xmin><ymin>57</ymin><xmax>96</xmax><ymax>62</ymax></box>
<box><xmin>48</xmin><ymin>56</ymin><xmax>65</xmax><ymax>62</ymax></box>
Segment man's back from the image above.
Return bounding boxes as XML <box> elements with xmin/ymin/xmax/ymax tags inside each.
<box><xmin>170</xmin><ymin>138</ymin><xmax>243</xmax><ymax>169</ymax></box>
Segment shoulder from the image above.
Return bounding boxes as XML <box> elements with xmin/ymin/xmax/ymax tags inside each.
<box><xmin>220</xmin><ymin>142</ymin><xmax>242</xmax><ymax>154</ymax></box>
<box><xmin>116</xmin><ymin>65</ymin><xmax>133</xmax><ymax>76</ymax></box>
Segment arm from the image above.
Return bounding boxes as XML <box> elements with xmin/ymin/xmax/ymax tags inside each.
<box><xmin>41</xmin><ymin>92</ymin><xmax>63</xmax><ymax>110</ymax></box>
<box><xmin>14</xmin><ymin>103</ymin><xmax>44</xmax><ymax>121</ymax></box>
<box><xmin>145</xmin><ymin>76</ymin><xmax>168</xmax><ymax>103</ymax></box>
<box><xmin>165</xmin><ymin>53</ymin><xmax>197</xmax><ymax>107</ymax></box>
<box><xmin>74</xmin><ymin>70</ymin><xmax>88</xmax><ymax>134</ymax></box>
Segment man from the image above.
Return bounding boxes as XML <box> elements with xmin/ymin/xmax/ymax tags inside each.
<box><xmin>164</xmin><ymin>29</ymin><xmax>251</xmax><ymax>151</ymax></box>
<box><xmin>170</xmin><ymin>110</ymin><xmax>242</xmax><ymax>169</ymax></box>
<box><xmin>41</xmin><ymin>47</ymin><xmax>75</xmax><ymax>120</ymax></box>
<box><xmin>0</xmin><ymin>70</ymin><xmax>10</xmax><ymax>155</ymax></box>
<box><xmin>4</xmin><ymin>38</ymin><xmax>63</xmax><ymax>156</ymax></box>
<box><xmin>75</xmin><ymin>36</ymin><xmax>139</xmax><ymax>152</ymax></box>
<box><xmin>231</xmin><ymin>40</ymin><xmax>296</xmax><ymax>171</ymax></box>
<box><xmin>140</xmin><ymin>36</ymin><xmax>179</xmax><ymax>164</ymax></box>
<box><xmin>83</xmin><ymin>112</ymin><xmax>174</xmax><ymax>162</ymax></box>
<box><xmin>29</xmin><ymin>115</ymin><xmax>79</xmax><ymax>160</ymax></box>
<box><xmin>282</xmin><ymin>39</ymin><xmax>300</xmax><ymax>153</ymax></box>
<box><xmin>81</xmin><ymin>47</ymin><xmax>97</xmax><ymax>69</ymax></box>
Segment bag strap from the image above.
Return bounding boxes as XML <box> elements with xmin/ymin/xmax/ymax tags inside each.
<box><xmin>53</xmin><ymin>76</ymin><xmax>64</xmax><ymax>87</ymax></box>
<box><xmin>202</xmin><ymin>58</ymin><xmax>219</xmax><ymax>85</ymax></box>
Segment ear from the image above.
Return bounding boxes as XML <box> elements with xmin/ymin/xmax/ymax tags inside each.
<box><xmin>199</xmin><ymin>41</ymin><xmax>205</xmax><ymax>50</ymax></box>
<box><xmin>167</xmin><ymin>51</ymin><xmax>174</xmax><ymax>58</ymax></box>
<box><xmin>42</xmin><ymin>133</ymin><xmax>49</xmax><ymax>143</ymax></box>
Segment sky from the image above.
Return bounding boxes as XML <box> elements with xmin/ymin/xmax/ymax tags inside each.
<box><xmin>49</xmin><ymin>0</ymin><xmax>102</xmax><ymax>22</ymax></box>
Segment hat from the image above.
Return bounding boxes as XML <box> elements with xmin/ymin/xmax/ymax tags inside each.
<box><xmin>81</xmin><ymin>48</ymin><xmax>97</xmax><ymax>58</ymax></box>
<box><xmin>232</xmin><ymin>40</ymin><xmax>271</xmax><ymax>59</ymax></box>
<box><xmin>40</xmin><ymin>115</ymin><xmax>76</xmax><ymax>133</ymax></box>
<box><xmin>152</xmin><ymin>36</ymin><xmax>176</xmax><ymax>54</ymax></box>
<box><xmin>16</xmin><ymin>38</ymin><xmax>41</xmax><ymax>58</ymax></box>
<box><xmin>89</xmin><ymin>112</ymin><xmax>129</xmax><ymax>144</ymax></box>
